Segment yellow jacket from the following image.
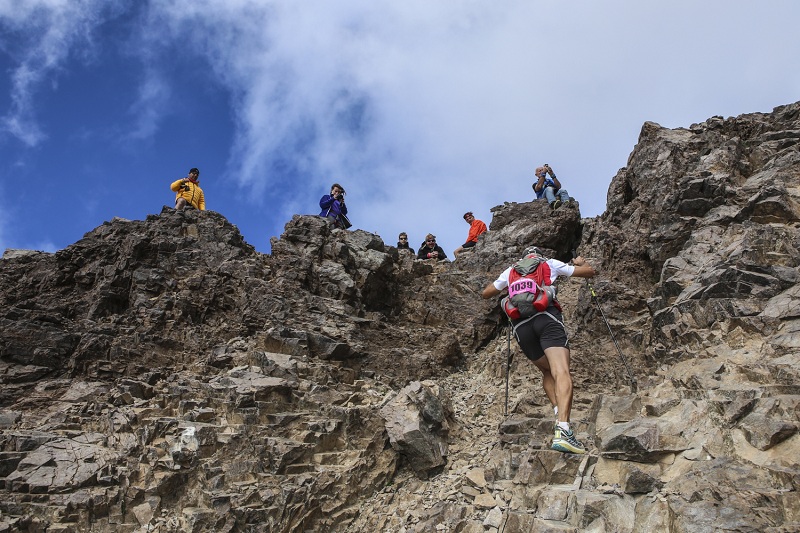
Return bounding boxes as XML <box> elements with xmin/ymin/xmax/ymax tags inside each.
<box><xmin>171</xmin><ymin>179</ymin><xmax>206</xmax><ymax>210</ymax></box>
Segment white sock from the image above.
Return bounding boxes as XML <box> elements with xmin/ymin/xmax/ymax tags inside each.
<box><xmin>557</xmin><ymin>421</ymin><xmax>570</xmax><ymax>431</ymax></box>
<box><xmin>553</xmin><ymin>406</ymin><xmax>558</xmax><ymax>417</ymax></box>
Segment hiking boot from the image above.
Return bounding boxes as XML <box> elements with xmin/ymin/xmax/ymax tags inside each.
<box><xmin>552</xmin><ymin>199</ymin><xmax>562</xmax><ymax>210</ymax></box>
<box><xmin>552</xmin><ymin>426</ymin><xmax>585</xmax><ymax>454</ymax></box>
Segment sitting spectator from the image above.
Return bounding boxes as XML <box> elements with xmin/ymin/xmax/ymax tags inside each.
<box><xmin>319</xmin><ymin>183</ymin><xmax>351</xmax><ymax>229</ymax></box>
<box><xmin>533</xmin><ymin>164</ymin><xmax>570</xmax><ymax>209</ymax></box>
<box><xmin>397</xmin><ymin>232</ymin><xmax>412</xmax><ymax>250</ymax></box>
<box><xmin>454</xmin><ymin>211</ymin><xmax>487</xmax><ymax>258</ymax></box>
<box><xmin>171</xmin><ymin>168</ymin><xmax>206</xmax><ymax>210</ymax></box>
<box><xmin>417</xmin><ymin>234</ymin><xmax>448</xmax><ymax>261</ymax></box>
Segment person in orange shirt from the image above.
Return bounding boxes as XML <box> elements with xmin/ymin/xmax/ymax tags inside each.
<box><xmin>171</xmin><ymin>168</ymin><xmax>206</xmax><ymax>211</ymax></box>
<box><xmin>454</xmin><ymin>211</ymin><xmax>487</xmax><ymax>257</ymax></box>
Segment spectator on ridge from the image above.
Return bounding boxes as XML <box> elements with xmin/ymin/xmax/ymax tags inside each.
<box><xmin>319</xmin><ymin>183</ymin><xmax>350</xmax><ymax>229</ymax></box>
<box><xmin>533</xmin><ymin>164</ymin><xmax>570</xmax><ymax>210</ymax></box>
<box><xmin>417</xmin><ymin>233</ymin><xmax>448</xmax><ymax>261</ymax></box>
<box><xmin>397</xmin><ymin>232</ymin><xmax>412</xmax><ymax>250</ymax></box>
<box><xmin>454</xmin><ymin>211</ymin><xmax>487</xmax><ymax>258</ymax></box>
<box><xmin>171</xmin><ymin>168</ymin><xmax>206</xmax><ymax>211</ymax></box>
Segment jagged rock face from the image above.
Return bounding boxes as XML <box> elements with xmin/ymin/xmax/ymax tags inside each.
<box><xmin>0</xmin><ymin>203</ymin><xmax>571</xmax><ymax>531</ymax></box>
<box><xmin>0</xmin><ymin>102</ymin><xmax>799</xmax><ymax>532</ymax></box>
<box><xmin>563</xmin><ymin>102</ymin><xmax>800</xmax><ymax>532</ymax></box>
<box><xmin>0</xmin><ymin>210</ymin><xmax>263</xmax><ymax>377</ymax></box>
<box><xmin>580</xmin><ymin>102</ymin><xmax>800</xmax><ymax>365</ymax></box>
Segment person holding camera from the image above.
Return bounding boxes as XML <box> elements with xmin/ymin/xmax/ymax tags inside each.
<box><xmin>319</xmin><ymin>183</ymin><xmax>350</xmax><ymax>229</ymax></box>
<box><xmin>417</xmin><ymin>234</ymin><xmax>448</xmax><ymax>261</ymax></box>
<box><xmin>533</xmin><ymin>164</ymin><xmax>570</xmax><ymax>210</ymax></box>
<box><xmin>171</xmin><ymin>168</ymin><xmax>206</xmax><ymax>211</ymax></box>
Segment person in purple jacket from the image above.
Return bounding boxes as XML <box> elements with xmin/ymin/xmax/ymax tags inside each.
<box><xmin>319</xmin><ymin>183</ymin><xmax>350</xmax><ymax>229</ymax></box>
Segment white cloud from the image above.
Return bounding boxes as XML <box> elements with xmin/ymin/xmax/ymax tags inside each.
<box><xmin>0</xmin><ymin>0</ymin><xmax>124</xmax><ymax>146</ymax></box>
<box><xmin>126</xmin><ymin>69</ymin><xmax>172</xmax><ymax>140</ymax></box>
<box><xmin>4</xmin><ymin>1</ymin><xmax>800</xmax><ymax>255</ymax></box>
<box><xmin>142</xmin><ymin>2</ymin><xmax>554</xmax><ymax>248</ymax></box>
<box><xmin>139</xmin><ymin>0</ymin><xmax>800</xmax><ymax>252</ymax></box>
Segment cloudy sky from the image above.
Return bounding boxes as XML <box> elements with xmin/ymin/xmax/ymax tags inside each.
<box><xmin>1</xmin><ymin>1</ymin><xmax>799</xmax><ymax>256</ymax></box>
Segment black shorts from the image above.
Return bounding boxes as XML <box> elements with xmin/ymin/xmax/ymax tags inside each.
<box><xmin>512</xmin><ymin>308</ymin><xmax>569</xmax><ymax>361</ymax></box>
<box><xmin>461</xmin><ymin>241</ymin><xmax>477</xmax><ymax>249</ymax></box>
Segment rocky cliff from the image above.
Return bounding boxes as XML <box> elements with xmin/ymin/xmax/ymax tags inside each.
<box><xmin>1</xmin><ymin>101</ymin><xmax>798</xmax><ymax>532</ymax></box>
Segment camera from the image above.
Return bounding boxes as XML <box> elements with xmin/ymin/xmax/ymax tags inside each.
<box><xmin>335</xmin><ymin>193</ymin><xmax>344</xmax><ymax>201</ymax></box>
<box><xmin>181</xmin><ymin>182</ymin><xmax>191</xmax><ymax>191</ymax></box>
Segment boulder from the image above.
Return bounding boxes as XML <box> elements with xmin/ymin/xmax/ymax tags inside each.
<box><xmin>380</xmin><ymin>381</ymin><xmax>451</xmax><ymax>477</ymax></box>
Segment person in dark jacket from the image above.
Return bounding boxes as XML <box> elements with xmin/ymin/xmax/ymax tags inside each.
<box><xmin>319</xmin><ymin>183</ymin><xmax>349</xmax><ymax>229</ymax></box>
<box><xmin>417</xmin><ymin>233</ymin><xmax>448</xmax><ymax>260</ymax></box>
<box><xmin>397</xmin><ymin>232</ymin><xmax>412</xmax><ymax>250</ymax></box>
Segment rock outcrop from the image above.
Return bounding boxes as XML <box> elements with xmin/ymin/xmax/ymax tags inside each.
<box><xmin>1</xmin><ymin>101</ymin><xmax>798</xmax><ymax>532</ymax></box>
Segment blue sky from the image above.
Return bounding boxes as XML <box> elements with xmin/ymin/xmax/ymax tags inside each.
<box><xmin>2</xmin><ymin>1</ymin><xmax>799</xmax><ymax>256</ymax></box>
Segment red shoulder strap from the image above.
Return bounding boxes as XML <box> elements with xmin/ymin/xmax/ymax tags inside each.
<box><xmin>534</xmin><ymin>262</ymin><xmax>552</xmax><ymax>286</ymax></box>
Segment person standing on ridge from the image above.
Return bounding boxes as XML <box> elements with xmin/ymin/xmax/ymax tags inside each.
<box><xmin>533</xmin><ymin>164</ymin><xmax>570</xmax><ymax>210</ymax></box>
<box><xmin>319</xmin><ymin>183</ymin><xmax>350</xmax><ymax>229</ymax></box>
<box><xmin>171</xmin><ymin>168</ymin><xmax>206</xmax><ymax>211</ymax></box>
<box><xmin>454</xmin><ymin>211</ymin><xmax>487</xmax><ymax>258</ymax></box>
<box><xmin>481</xmin><ymin>247</ymin><xmax>596</xmax><ymax>454</ymax></box>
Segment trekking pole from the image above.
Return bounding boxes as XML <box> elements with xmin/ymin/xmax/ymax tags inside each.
<box><xmin>586</xmin><ymin>280</ymin><xmax>638</xmax><ymax>392</ymax></box>
<box><xmin>504</xmin><ymin>320</ymin><xmax>513</xmax><ymax>417</ymax></box>
<box><xmin>570</xmin><ymin>249</ymin><xmax>638</xmax><ymax>392</ymax></box>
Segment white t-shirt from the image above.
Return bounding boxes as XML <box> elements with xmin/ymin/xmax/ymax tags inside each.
<box><xmin>492</xmin><ymin>258</ymin><xmax>575</xmax><ymax>291</ymax></box>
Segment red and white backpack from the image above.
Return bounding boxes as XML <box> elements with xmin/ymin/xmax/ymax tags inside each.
<box><xmin>501</xmin><ymin>252</ymin><xmax>561</xmax><ymax>320</ymax></box>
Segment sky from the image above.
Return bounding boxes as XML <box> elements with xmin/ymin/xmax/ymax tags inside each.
<box><xmin>1</xmin><ymin>1</ymin><xmax>799</xmax><ymax>257</ymax></box>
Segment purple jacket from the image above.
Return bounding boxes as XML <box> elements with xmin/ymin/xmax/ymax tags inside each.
<box><xmin>319</xmin><ymin>194</ymin><xmax>348</xmax><ymax>218</ymax></box>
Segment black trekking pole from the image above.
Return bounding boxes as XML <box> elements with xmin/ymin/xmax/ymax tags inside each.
<box><xmin>586</xmin><ymin>280</ymin><xmax>638</xmax><ymax>392</ymax></box>
<box><xmin>571</xmin><ymin>249</ymin><xmax>638</xmax><ymax>392</ymax></box>
<box><xmin>504</xmin><ymin>320</ymin><xmax>513</xmax><ymax>417</ymax></box>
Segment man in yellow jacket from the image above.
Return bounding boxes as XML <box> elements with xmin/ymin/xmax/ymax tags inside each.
<box><xmin>171</xmin><ymin>168</ymin><xmax>206</xmax><ymax>210</ymax></box>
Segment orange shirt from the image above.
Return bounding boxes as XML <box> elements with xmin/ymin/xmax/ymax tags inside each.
<box><xmin>466</xmin><ymin>219</ymin><xmax>487</xmax><ymax>243</ymax></box>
